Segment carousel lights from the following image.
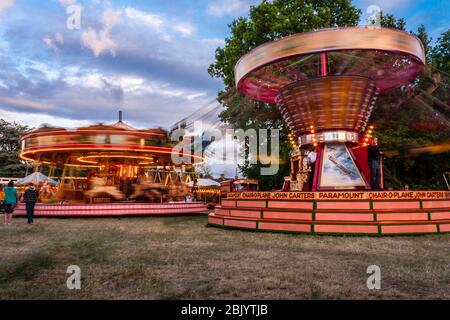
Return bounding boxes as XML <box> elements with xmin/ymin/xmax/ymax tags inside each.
<box><xmin>118</xmin><ymin>164</ymin><xmax>139</xmax><ymax>178</ymax></box>
<box><xmin>310</xmin><ymin>126</ymin><xmax>317</xmax><ymax>147</ymax></box>
<box><xmin>64</xmin><ymin>163</ymin><xmax>101</xmax><ymax>168</ymax></box>
<box><xmin>288</xmin><ymin>132</ymin><xmax>298</xmax><ymax>148</ymax></box>
<box><xmin>77</xmin><ymin>155</ymin><xmax>155</xmax><ymax>165</ymax></box>
<box><xmin>362</xmin><ymin>125</ymin><xmax>375</xmax><ymax>147</ymax></box>
<box><xmin>20</xmin><ymin>146</ymin><xmax>205</xmax><ymax>163</ymax></box>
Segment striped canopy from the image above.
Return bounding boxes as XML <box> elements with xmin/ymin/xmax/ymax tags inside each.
<box><xmin>18</xmin><ymin>172</ymin><xmax>58</xmax><ymax>185</ymax></box>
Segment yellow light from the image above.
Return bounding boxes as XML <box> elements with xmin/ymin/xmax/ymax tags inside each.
<box><xmin>64</xmin><ymin>163</ymin><xmax>100</xmax><ymax>168</ymax></box>
<box><xmin>19</xmin><ymin>146</ymin><xmax>205</xmax><ymax>163</ymax></box>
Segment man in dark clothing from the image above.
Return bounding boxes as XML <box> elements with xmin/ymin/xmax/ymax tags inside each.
<box><xmin>367</xmin><ymin>137</ymin><xmax>382</xmax><ymax>190</ymax></box>
<box><xmin>23</xmin><ymin>183</ymin><xmax>39</xmax><ymax>224</ymax></box>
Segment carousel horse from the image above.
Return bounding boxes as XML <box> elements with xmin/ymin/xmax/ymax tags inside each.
<box><xmin>84</xmin><ymin>177</ymin><xmax>124</xmax><ymax>200</ymax></box>
<box><xmin>129</xmin><ymin>177</ymin><xmax>164</xmax><ymax>202</ymax></box>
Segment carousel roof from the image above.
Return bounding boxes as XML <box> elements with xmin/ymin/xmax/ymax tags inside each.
<box><xmin>235</xmin><ymin>27</ymin><xmax>426</xmax><ymax>136</ymax></box>
<box><xmin>110</xmin><ymin>120</ymin><xmax>138</xmax><ymax>131</ymax></box>
<box><xmin>235</xmin><ymin>27</ymin><xmax>425</xmax><ymax>102</ymax></box>
<box><xmin>19</xmin><ymin>113</ymin><xmax>203</xmax><ymax>167</ymax></box>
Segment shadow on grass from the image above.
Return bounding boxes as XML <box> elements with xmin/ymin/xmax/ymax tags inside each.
<box><xmin>0</xmin><ymin>253</ymin><xmax>57</xmax><ymax>284</ymax></box>
<box><xmin>161</xmin><ymin>215</ymin><xmax>208</xmax><ymax>226</ymax></box>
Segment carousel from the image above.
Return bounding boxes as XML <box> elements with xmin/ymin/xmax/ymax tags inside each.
<box><xmin>15</xmin><ymin>112</ymin><xmax>208</xmax><ymax>217</ymax></box>
<box><xmin>209</xmin><ymin>27</ymin><xmax>450</xmax><ymax>235</ymax></box>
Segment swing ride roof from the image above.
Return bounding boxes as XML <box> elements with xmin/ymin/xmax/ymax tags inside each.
<box><xmin>234</xmin><ymin>27</ymin><xmax>426</xmax><ymax>136</ymax></box>
<box><xmin>19</xmin><ymin>120</ymin><xmax>204</xmax><ymax>167</ymax></box>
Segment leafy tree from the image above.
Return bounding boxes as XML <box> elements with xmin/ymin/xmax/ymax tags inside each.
<box><xmin>196</xmin><ymin>164</ymin><xmax>214</xmax><ymax>179</ymax></box>
<box><xmin>432</xmin><ymin>29</ymin><xmax>450</xmax><ymax>74</ymax></box>
<box><xmin>378</xmin><ymin>11</ymin><xmax>406</xmax><ymax>30</ymax></box>
<box><xmin>371</xmin><ymin>20</ymin><xmax>450</xmax><ymax>189</ymax></box>
<box><xmin>209</xmin><ymin>0</ymin><xmax>361</xmax><ymax>189</ymax></box>
<box><xmin>414</xmin><ymin>24</ymin><xmax>432</xmax><ymax>64</ymax></box>
<box><xmin>0</xmin><ymin>119</ymin><xmax>31</xmax><ymax>178</ymax></box>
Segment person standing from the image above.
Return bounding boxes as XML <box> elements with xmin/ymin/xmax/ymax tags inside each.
<box><xmin>3</xmin><ymin>181</ymin><xmax>18</xmax><ymax>225</ymax></box>
<box><xmin>0</xmin><ymin>184</ymin><xmax>5</xmax><ymax>215</ymax></box>
<box><xmin>367</xmin><ymin>137</ymin><xmax>382</xmax><ymax>190</ymax></box>
<box><xmin>24</xmin><ymin>183</ymin><xmax>39</xmax><ymax>225</ymax></box>
<box><xmin>306</xmin><ymin>149</ymin><xmax>317</xmax><ymax>191</ymax></box>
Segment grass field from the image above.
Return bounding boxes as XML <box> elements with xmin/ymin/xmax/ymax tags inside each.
<box><xmin>0</xmin><ymin>215</ymin><xmax>449</xmax><ymax>299</ymax></box>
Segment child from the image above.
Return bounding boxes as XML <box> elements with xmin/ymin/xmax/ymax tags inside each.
<box><xmin>0</xmin><ymin>184</ymin><xmax>4</xmax><ymax>214</ymax></box>
<box><xmin>23</xmin><ymin>183</ymin><xmax>39</xmax><ymax>225</ymax></box>
<box><xmin>3</xmin><ymin>181</ymin><xmax>18</xmax><ymax>225</ymax></box>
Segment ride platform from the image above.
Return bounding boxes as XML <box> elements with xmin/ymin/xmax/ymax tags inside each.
<box><xmin>15</xmin><ymin>201</ymin><xmax>209</xmax><ymax>217</ymax></box>
<box><xmin>208</xmin><ymin>191</ymin><xmax>450</xmax><ymax>236</ymax></box>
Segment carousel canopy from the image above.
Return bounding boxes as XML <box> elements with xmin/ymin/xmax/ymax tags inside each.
<box><xmin>235</xmin><ymin>27</ymin><xmax>425</xmax><ymax>137</ymax></box>
<box><xmin>18</xmin><ymin>172</ymin><xmax>58</xmax><ymax>185</ymax></box>
<box><xmin>19</xmin><ymin>113</ymin><xmax>204</xmax><ymax>167</ymax></box>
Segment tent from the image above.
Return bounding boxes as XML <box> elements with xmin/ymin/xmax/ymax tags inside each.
<box><xmin>187</xmin><ymin>178</ymin><xmax>221</xmax><ymax>204</ymax></box>
<box><xmin>18</xmin><ymin>172</ymin><xmax>58</xmax><ymax>186</ymax></box>
<box><xmin>187</xmin><ymin>178</ymin><xmax>220</xmax><ymax>187</ymax></box>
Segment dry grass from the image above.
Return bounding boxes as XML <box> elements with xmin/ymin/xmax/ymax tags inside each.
<box><xmin>0</xmin><ymin>215</ymin><xmax>449</xmax><ymax>299</ymax></box>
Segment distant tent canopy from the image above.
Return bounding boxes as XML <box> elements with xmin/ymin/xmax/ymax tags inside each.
<box><xmin>187</xmin><ymin>178</ymin><xmax>220</xmax><ymax>187</ymax></box>
<box><xmin>18</xmin><ymin>172</ymin><xmax>58</xmax><ymax>185</ymax></box>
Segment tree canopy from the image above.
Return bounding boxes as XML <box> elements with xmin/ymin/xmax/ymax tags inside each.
<box><xmin>0</xmin><ymin>119</ymin><xmax>30</xmax><ymax>178</ymax></box>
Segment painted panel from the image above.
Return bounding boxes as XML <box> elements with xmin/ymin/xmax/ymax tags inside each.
<box><xmin>259</xmin><ymin>222</ymin><xmax>310</xmax><ymax>232</ymax></box>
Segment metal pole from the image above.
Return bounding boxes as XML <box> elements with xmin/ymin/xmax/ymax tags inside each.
<box><xmin>379</xmin><ymin>154</ymin><xmax>384</xmax><ymax>190</ymax></box>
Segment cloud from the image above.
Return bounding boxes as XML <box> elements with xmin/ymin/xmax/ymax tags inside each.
<box><xmin>0</xmin><ymin>2</ymin><xmax>223</xmax><ymax>130</ymax></box>
<box><xmin>58</xmin><ymin>0</ymin><xmax>77</xmax><ymax>6</ymax></box>
<box><xmin>207</xmin><ymin>0</ymin><xmax>258</xmax><ymax>17</ymax></box>
<box><xmin>0</xmin><ymin>0</ymin><xmax>15</xmax><ymax>15</ymax></box>
<box><xmin>81</xmin><ymin>7</ymin><xmax>120</xmax><ymax>57</ymax></box>
<box><xmin>54</xmin><ymin>32</ymin><xmax>64</xmax><ymax>44</ymax></box>
<box><xmin>43</xmin><ymin>32</ymin><xmax>64</xmax><ymax>54</ymax></box>
<box><xmin>43</xmin><ymin>36</ymin><xmax>59</xmax><ymax>54</ymax></box>
<box><xmin>0</xmin><ymin>95</ymin><xmax>50</xmax><ymax>111</ymax></box>
<box><xmin>124</xmin><ymin>7</ymin><xmax>197</xmax><ymax>39</ymax></box>
<box><xmin>357</xmin><ymin>0</ymin><xmax>411</xmax><ymax>12</ymax></box>
<box><xmin>173</xmin><ymin>24</ymin><xmax>195</xmax><ymax>37</ymax></box>
<box><xmin>0</xmin><ymin>109</ymin><xmax>90</xmax><ymax>128</ymax></box>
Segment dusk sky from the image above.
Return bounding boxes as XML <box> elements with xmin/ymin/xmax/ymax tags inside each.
<box><xmin>0</xmin><ymin>0</ymin><xmax>448</xmax><ymax>130</ymax></box>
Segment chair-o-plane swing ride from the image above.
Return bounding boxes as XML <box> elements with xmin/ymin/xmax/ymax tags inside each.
<box><xmin>208</xmin><ymin>27</ymin><xmax>450</xmax><ymax>235</ymax></box>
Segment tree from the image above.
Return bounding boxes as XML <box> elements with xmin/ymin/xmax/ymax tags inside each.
<box><xmin>370</xmin><ymin>20</ymin><xmax>450</xmax><ymax>189</ymax></box>
<box><xmin>196</xmin><ymin>164</ymin><xmax>214</xmax><ymax>179</ymax></box>
<box><xmin>414</xmin><ymin>24</ymin><xmax>433</xmax><ymax>64</ymax></box>
<box><xmin>378</xmin><ymin>11</ymin><xmax>406</xmax><ymax>30</ymax></box>
<box><xmin>0</xmin><ymin>119</ymin><xmax>31</xmax><ymax>178</ymax></box>
<box><xmin>432</xmin><ymin>29</ymin><xmax>450</xmax><ymax>75</ymax></box>
<box><xmin>209</xmin><ymin>0</ymin><xmax>361</xmax><ymax>189</ymax></box>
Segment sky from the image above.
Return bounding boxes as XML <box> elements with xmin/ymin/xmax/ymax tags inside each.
<box><xmin>0</xmin><ymin>0</ymin><xmax>448</xmax><ymax>176</ymax></box>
